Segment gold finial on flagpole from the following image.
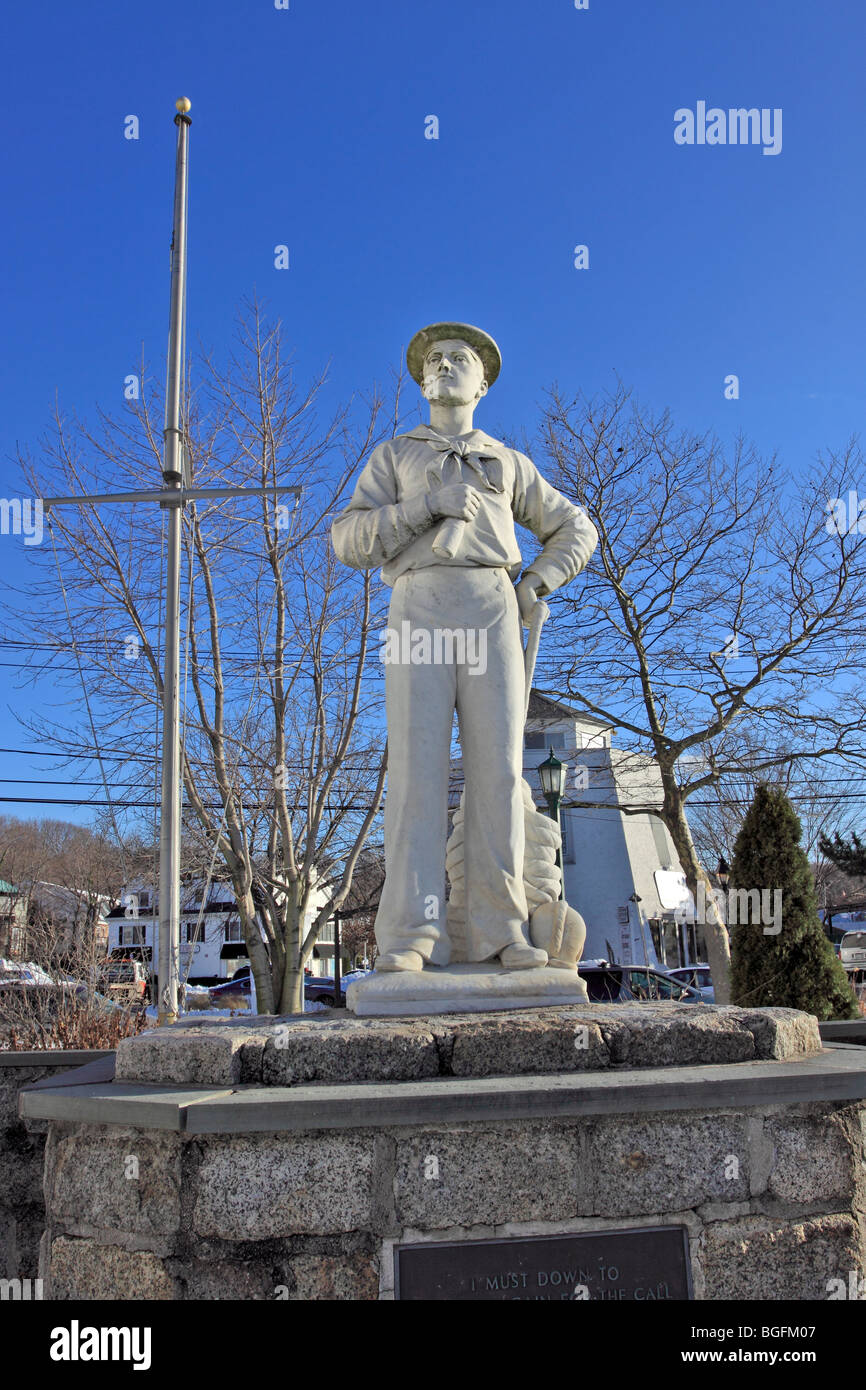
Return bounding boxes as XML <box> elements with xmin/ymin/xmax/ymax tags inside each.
<box><xmin>176</xmin><ymin>97</ymin><xmax>192</xmax><ymax>114</ymax></box>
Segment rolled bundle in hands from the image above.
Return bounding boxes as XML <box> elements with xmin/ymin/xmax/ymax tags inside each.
<box><xmin>432</xmin><ymin>517</ymin><xmax>465</xmax><ymax>559</ymax></box>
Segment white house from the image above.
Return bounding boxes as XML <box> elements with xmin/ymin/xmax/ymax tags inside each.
<box><xmin>522</xmin><ymin>692</ymin><xmax>701</xmax><ymax>970</ymax></box>
<box><xmin>106</xmin><ymin>879</ymin><xmax>245</xmax><ymax>983</ymax></box>
<box><xmin>106</xmin><ymin>874</ymin><xmax>333</xmax><ymax>983</ymax></box>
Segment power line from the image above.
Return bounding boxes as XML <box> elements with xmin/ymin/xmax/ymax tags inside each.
<box><xmin>3</xmin><ymin>791</ymin><xmax>866</xmax><ymax>813</ymax></box>
<box><xmin>3</xmin><ymin>770</ymin><xmax>866</xmax><ymax>794</ymax></box>
<box><xmin>0</xmin><ymin>745</ymin><xmax>161</xmax><ymax>762</ymax></box>
<box><xmin>1</xmin><ymin>746</ymin><xmax>866</xmax><ymax>791</ymax></box>
<box><xmin>0</xmin><ymin>794</ymin><xmax>381</xmax><ymax>811</ymax></box>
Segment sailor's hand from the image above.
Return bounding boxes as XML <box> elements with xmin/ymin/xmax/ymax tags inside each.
<box><xmin>427</xmin><ymin>483</ymin><xmax>481</xmax><ymax>522</ymax></box>
<box><xmin>516</xmin><ymin>576</ymin><xmax>542</xmax><ymax>628</ymax></box>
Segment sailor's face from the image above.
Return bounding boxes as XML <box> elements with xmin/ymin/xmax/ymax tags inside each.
<box><xmin>422</xmin><ymin>340</ymin><xmax>488</xmax><ymax>405</ymax></box>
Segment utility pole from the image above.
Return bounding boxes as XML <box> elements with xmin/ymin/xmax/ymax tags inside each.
<box><xmin>157</xmin><ymin>97</ymin><xmax>191</xmax><ymax>1025</ymax></box>
<box><xmin>332</xmin><ymin>911</ymin><xmax>343</xmax><ymax>1007</ymax></box>
<box><xmin>43</xmin><ymin>99</ymin><xmax>301</xmax><ymax>1025</ymax></box>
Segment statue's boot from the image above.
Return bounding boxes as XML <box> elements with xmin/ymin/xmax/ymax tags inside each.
<box><xmin>499</xmin><ymin>943</ymin><xmax>548</xmax><ymax>969</ymax></box>
<box><xmin>375</xmin><ymin>949</ymin><xmax>425</xmax><ymax>972</ymax></box>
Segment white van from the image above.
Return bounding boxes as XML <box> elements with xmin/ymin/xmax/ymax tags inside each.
<box><xmin>839</xmin><ymin>930</ymin><xmax>866</xmax><ymax>970</ymax></box>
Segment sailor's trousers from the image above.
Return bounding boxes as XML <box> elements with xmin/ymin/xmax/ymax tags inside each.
<box><xmin>375</xmin><ymin>565</ymin><xmax>530</xmax><ymax>963</ymax></box>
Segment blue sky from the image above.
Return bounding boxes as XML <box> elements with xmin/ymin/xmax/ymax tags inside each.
<box><xmin>0</xmin><ymin>0</ymin><xmax>864</xmax><ymax>822</ymax></box>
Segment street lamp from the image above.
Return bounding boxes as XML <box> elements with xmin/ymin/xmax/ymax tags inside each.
<box><xmin>717</xmin><ymin>856</ymin><xmax>730</xmax><ymax>889</ymax></box>
<box><xmin>538</xmin><ymin>750</ymin><xmax>567</xmax><ymax>901</ymax></box>
<box><xmin>331</xmin><ymin>912</ymin><xmax>344</xmax><ymax>1008</ymax></box>
<box><xmin>629</xmin><ymin>891</ymin><xmax>651</xmax><ymax>967</ymax></box>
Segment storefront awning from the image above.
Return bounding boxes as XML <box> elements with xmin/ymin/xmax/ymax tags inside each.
<box><xmin>219</xmin><ymin>943</ymin><xmax>250</xmax><ymax>960</ymax></box>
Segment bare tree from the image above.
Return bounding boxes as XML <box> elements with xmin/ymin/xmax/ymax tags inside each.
<box><xmin>0</xmin><ymin>817</ymin><xmax>65</xmax><ymax>893</ymax></box>
<box><xmin>7</xmin><ymin>301</ymin><xmax>401</xmax><ymax>1013</ymax></box>
<box><xmin>332</xmin><ymin>848</ymin><xmax>385</xmax><ymax>969</ymax></box>
<box><xmin>689</xmin><ymin>761</ymin><xmax>863</xmax><ymax>911</ymax></box>
<box><xmin>0</xmin><ymin>815</ymin><xmax>132</xmax><ymax>959</ymax></box>
<box><xmin>536</xmin><ymin>381</ymin><xmax>866</xmax><ymax>1002</ymax></box>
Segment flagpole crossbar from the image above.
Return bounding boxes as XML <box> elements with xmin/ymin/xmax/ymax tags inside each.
<box><xmin>46</xmin><ymin>97</ymin><xmax>306</xmax><ymax>1030</ymax></box>
<box><xmin>43</xmin><ymin>485</ymin><xmax>303</xmax><ymax>512</ymax></box>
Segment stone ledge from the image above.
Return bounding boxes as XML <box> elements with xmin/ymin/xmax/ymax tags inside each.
<box><xmin>113</xmin><ymin>1003</ymin><xmax>822</xmax><ymax>1088</ymax></box>
<box><xmin>24</xmin><ymin>1053</ymin><xmax>116</xmax><ymax>1090</ymax></box>
<box><xmin>820</xmin><ymin>1020</ymin><xmax>866</xmax><ymax>1044</ymax></box>
<box><xmin>0</xmin><ymin>1049</ymin><xmax>113</xmax><ymax>1069</ymax></box>
<box><xmin>19</xmin><ymin>1048</ymin><xmax>866</xmax><ymax>1134</ymax></box>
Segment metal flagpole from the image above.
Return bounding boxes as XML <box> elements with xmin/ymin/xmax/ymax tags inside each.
<box><xmin>42</xmin><ymin>99</ymin><xmax>302</xmax><ymax>1027</ymax></box>
<box><xmin>157</xmin><ymin>97</ymin><xmax>192</xmax><ymax>1025</ymax></box>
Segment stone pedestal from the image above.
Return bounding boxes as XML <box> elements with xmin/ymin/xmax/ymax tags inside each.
<box><xmin>19</xmin><ymin>1005</ymin><xmax>866</xmax><ymax>1301</ymax></box>
<box><xmin>347</xmin><ymin>962</ymin><xmax>589</xmax><ymax>1016</ymax></box>
<box><xmin>0</xmin><ymin>1050</ymin><xmax>113</xmax><ymax>1284</ymax></box>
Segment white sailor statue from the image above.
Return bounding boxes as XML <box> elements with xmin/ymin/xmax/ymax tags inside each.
<box><xmin>332</xmin><ymin>322</ymin><xmax>598</xmax><ymax>980</ymax></box>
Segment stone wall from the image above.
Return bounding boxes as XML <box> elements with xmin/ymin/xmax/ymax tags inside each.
<box><xmin>35</xmin><ymin>1097</ymin><xmax>866</xmax><ymax>1300</ymax></box>
<box><xmin>21</xmin><ymin>1006</ymin><xmax>866</xmax><ymax>1301</ymax></box>
<box><xmin>0</xmin><ymin>1051</ymin><xmax>112</xmax><ymax>1281</ymax></box>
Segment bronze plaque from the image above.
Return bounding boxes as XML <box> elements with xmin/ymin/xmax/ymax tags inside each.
<box><xmin>395</xmin><ymin>1225</ymin><xmax>692</xmax><ymax>1301</ymax></box>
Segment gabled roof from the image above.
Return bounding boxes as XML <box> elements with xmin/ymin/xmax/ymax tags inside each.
<box><xmin>526</xmin><ymin>689</ymin><xmax>611</xmax><ymax>728</ymax></box>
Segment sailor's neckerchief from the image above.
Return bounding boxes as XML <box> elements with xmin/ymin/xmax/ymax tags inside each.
<box><xmin>404</xmin><ymin>426</ymin><xmax>507</xmax><ymax>496</ymax></box>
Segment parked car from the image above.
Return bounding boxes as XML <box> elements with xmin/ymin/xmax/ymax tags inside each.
<box><xmin>107</xmin><ymin>944</ymin><xmax>152</xmax><ymax>966</ymax></box>
<box><xmin>0</xmin><ymin>979</ymin><xmax>127</xmax><ymax>1019</ymax></box>
<box><xmin>623</xmin><ymin>967</ymin><xmax>703</xmax><ymax>1002</ymax></box>
<box><xmin>578</xmin><ymin>964</ymin><xmax>629</xmax><ymax>1002</ymax></box>
<box><xmin>304</xmin><ymin>974</ymin><xmax>347</xmax><ymax>1004</ymax></box>
<box><xmin>304</xmin><ymin>971</ymin><xmax>370</xmax><ymax>1005</ymax></box>
<box><xmin>840</xmin><ymin>931</ymin><xmax>866</xmax><ymax>971</ymax></box>
<box><xmin>664</xmin><ymin>964</ymin><xmax>715</xmax><ymax>1003</ymax></box>
<box><xmin>77</xmin><ymin>986</ymin><xmax>129</xmax><ymax>1015</ymax></box>
<box><xmin>96</xmin><ymin>958</ymin><xmax>150</xmax><ymax>1005</ymax></box>
<box><xmin>208</xmin><ymin>967</ymin><xmax>253</xmax><ymax>1006</ymax></box>
<box><xmin>578</xmin><ymin>963</ymin><xmax>703</xmax><ymax>1003</ymax></box>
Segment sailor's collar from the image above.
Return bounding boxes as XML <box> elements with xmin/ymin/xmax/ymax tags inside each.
<box><xmin>403</xmin><ymin>424</ymin><xmax>507</xmax><ymax>454</ymax></box>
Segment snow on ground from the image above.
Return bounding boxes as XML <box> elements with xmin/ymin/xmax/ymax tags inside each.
<box><xmin>143</xmin><ymin>997</ymin><xmax>331</xmax><ymax>1024</ymax></box>
<box><xmin>0</xmin><ymin>959</ymin><xmax>66</xmax><ymax>986</ymax></box>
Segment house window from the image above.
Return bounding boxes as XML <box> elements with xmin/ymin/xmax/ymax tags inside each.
<box><xmin>525</xmin><ymin>731</ymin><xmax>566</xmax><ymax>750</ymax></box>
<box><xmin>578</xmin><ymin>732</ymin><xmax>607</xmax><ymax>749</ymax></box>
<box><xmin>650</xmin><ymin>919</ymin><xmax>666</xmax><ymax>964</ymax></box>
<box><xmin>224</xmin><ymin>917</ymin><xmax>243</xmax><ymax>942</ymax></box>
<box><xmin>650</xmin><ymin>815</ymin><xmax>671</xmax><ymax>867</ymax></box>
